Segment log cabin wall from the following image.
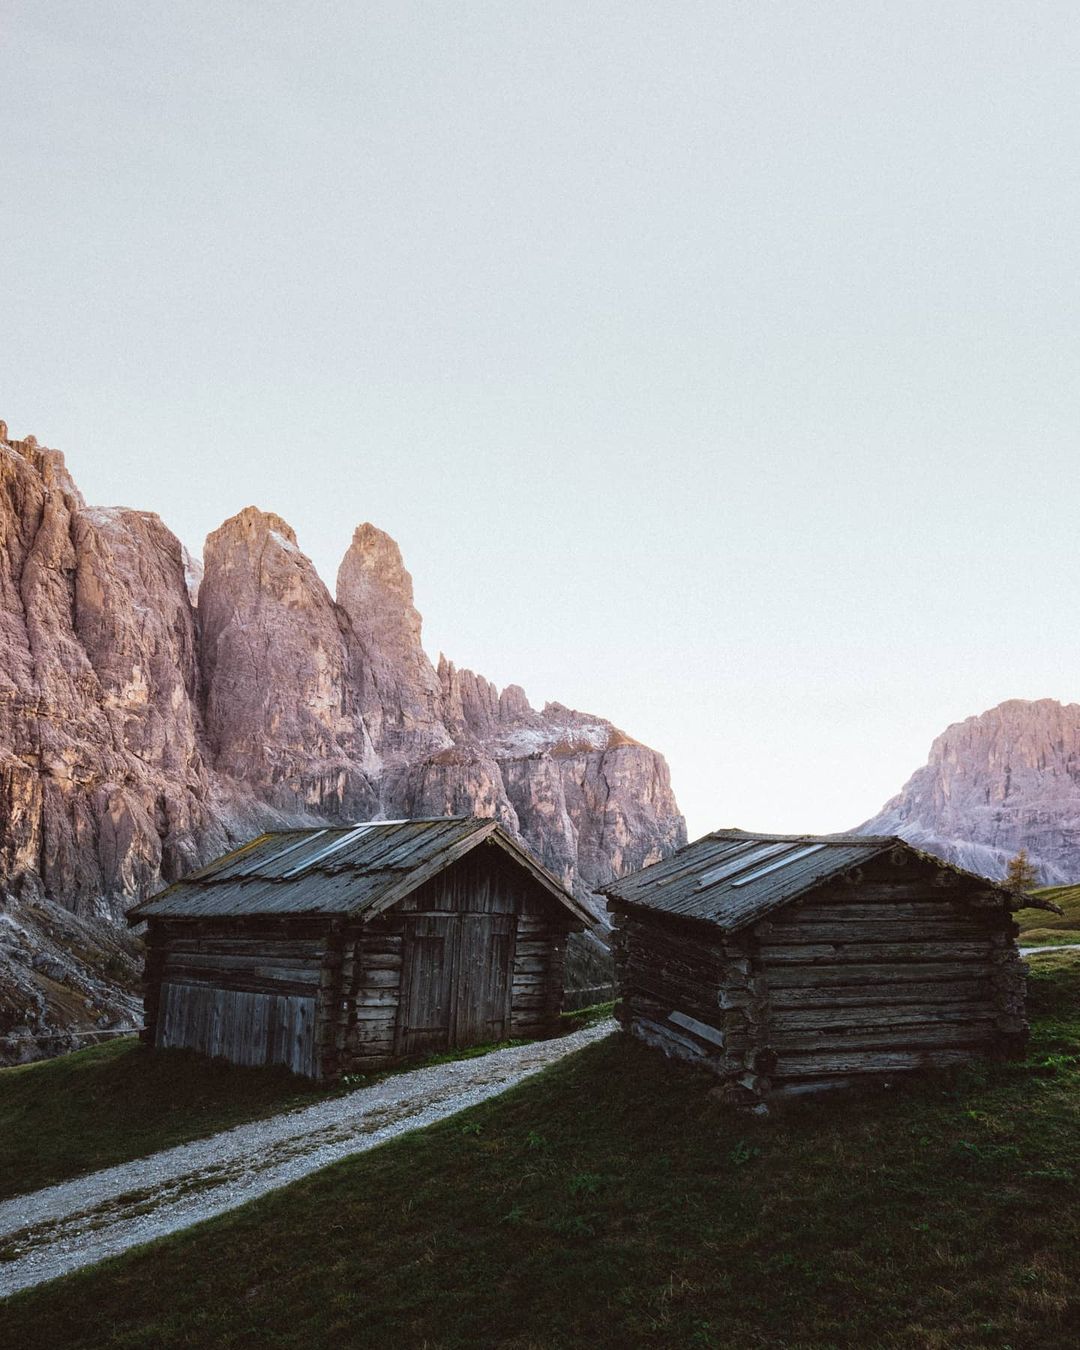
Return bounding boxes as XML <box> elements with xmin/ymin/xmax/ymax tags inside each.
<box><xmin>510</xmin><ymin>906</ymin><xmax>567</xmax><ymax>1041</ymax></box>
<box><xmin>609</xmin><ymin>906</ymin><xmax>768</xmax><ymax>1103</ymax></box>
<box><xmin>133</xmin><ymin>820</ymin><xmax>586</xmax><ymax>1082</ymax></box>
<box><xmin>751</xmin><ymin>855</ymin><xmax>1026</xmax><ymax>1097</ymax></box>
<box><xmin>610</xmin><ymin>850</ymin><xmax>1026</xmax><ymax>1108</ymax></box>
<box><xmin>143</xmin><ymin>917</ymin><xmax>335</xmax><ymax>1079</ymax></box>
<box><xmin>337</xmin><ymin>847</ymin><xmax>574</xmax><ymax>1074</ymax></box>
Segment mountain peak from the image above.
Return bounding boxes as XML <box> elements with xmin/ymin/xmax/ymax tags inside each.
<box><xmin>862</xmin><ymin>697</ymin><xmax>1080</xmax><ymax>884</ymax></box>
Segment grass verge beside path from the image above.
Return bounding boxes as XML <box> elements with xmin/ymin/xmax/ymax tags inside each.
<box><xmin>1</xmin><ymin>964</ymin><xmax>1078</xmax><ymax>1347</ymax></box>
<box><xmin>0</xmin><ymin>1039</ymin><xmax>325</xmax><ymax>1202</ymax></box>
<box><xmin>0</xmin><ymin>1004</ymin><xmax>612</xmax><ymax>1202</ymax></box>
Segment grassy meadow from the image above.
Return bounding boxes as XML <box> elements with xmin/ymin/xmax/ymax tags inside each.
<box><xmin>0</xmin><ymin>1005</ymin><xmax>609</xmax><ymax>1202</ymax></box>
<box><xmin>1</xmin><ymin>954</ymin><xmax>1078</xmax><ymax>1348</ymax></box>
<box><xmin>1018</xmin><ymin>885</ymin><xmax>1080</xmax><ymax>947</ymax></box>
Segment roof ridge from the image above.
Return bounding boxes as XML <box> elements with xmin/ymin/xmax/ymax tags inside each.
<box><xmin>707</xmin><ymin>829</ymin><xmax>899</xmax><ymax>846</ymax></box>
<box><xmin>257</xmin><ymin>815</ymin><xmax>485</xmax><ymax>836</ymax></box>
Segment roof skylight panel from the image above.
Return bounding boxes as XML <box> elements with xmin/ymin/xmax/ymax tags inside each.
<box><xmin>694</xmin><ymin>842</ymin><xmax>791</xmax><ymax>890</ymax></box>
<box><xmin>231</xmin><ymin>830</ymin><xmax>329</xmax><ymax>878</ymax></box>
<box><xmin>729</xmin><ymin>842</ymin><xmax>828</xmax><ymax>888</ymax></box>
<box><xmin>280</xmin><ymin>823</ymin><xmax>386</xmax><ymax>877</ymax></box>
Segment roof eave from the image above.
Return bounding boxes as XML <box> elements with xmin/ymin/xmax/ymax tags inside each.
<box><xmin>125</xmin><ymin>832</ymin><xmax>279</xmax><ymax>925</ymax></box>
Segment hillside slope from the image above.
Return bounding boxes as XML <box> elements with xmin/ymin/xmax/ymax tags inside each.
<box><xmin>2</xmin><ymin>954</ymin><xmax>1078</xmax><ymax>1347</ymax></box>
<box><xmin>1019</xmin><ymin>885</ymin><xmax>1080</xmax><ymax>946</ymax></box>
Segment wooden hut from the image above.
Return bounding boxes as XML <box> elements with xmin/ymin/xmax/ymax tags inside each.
<box><xmin>128</xmin><ymin>818</ymin><xmax>590</xmax><ymax>1080</ymax></box>
<box><xmin>603</xmin><ymin>830</ymin><xmax>1036</xmax><ymax>1107</ymax></box>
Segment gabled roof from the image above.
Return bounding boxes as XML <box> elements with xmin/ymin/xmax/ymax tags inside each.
<box><xmin>127</xmin><ymin>818</ymin><xmax>592</xmax><ymax>926</ymax></box>
<box><xmin>602</xmin><ymin>829</ymin><xmax>1014</xmax><ymax>933</ymax></box>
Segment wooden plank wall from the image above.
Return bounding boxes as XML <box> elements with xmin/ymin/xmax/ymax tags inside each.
<box><xmin>338</xmin><ymin>850</ymin><xmax>574</xmax><ymax>1073</ymax></box>
<box><xmin>753</xmin><ymin>861</ymin><xmax>1026</xmax><ymax>1095</ymax></box>
<box><xmin>144</xmin><ymin>920</ymin><xmax>333</xmax><ymax>1079</ymax></box>
<box><xmin>156</xmin><ymin>982</ymin><xmax>317</xmax><ymax>1078</ymax></box>
<box><xmin>395</xmin><ymin>851</ymin><xmax>523</xmax><ymax>916</ymax></box>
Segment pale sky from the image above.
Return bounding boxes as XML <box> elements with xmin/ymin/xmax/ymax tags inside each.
<box><xmin>4</xmin><ymin>3</ymin><xmax>1080</xmax><ymax>842</ymax></box>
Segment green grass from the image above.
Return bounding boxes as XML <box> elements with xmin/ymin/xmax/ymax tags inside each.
<box><xmin>0</xmin><ymin>1008</ymin><xmax>610</xmax><ymax>1202</ymax></box>
<box><xmin>0</xmin><ymin>1038</ymin><xmax>327</xmax><ymax>1201</ymax></box>
<box><xmin>1020</xmin><ymin>884</ymin><xmax>1080</xmax><ymax>945</ymax></box>
<box><xmin>2</xmin><ymin>963</ymin><xmax>1079</xmax><ymax>1347</ymax></box>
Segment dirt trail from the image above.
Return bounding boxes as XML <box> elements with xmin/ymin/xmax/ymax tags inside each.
<box><xmin>0</xmin><ymin>1020</ymin><xmax>615</xmax><ymax>1299</ymax></box>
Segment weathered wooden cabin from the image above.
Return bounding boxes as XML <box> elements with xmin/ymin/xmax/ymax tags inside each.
<box><xmin>128</xmin><ymin>818</ymin><xmax>590</xmax><ymax>1079</ymax></box>
<box><xmin>604</xmin><ymin>830</ymin><xmax>1035</xmax><ymax>1107</ymax></box>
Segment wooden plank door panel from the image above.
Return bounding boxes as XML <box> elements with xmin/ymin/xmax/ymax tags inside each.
<box><xmin>396</xmin><ymin>916</ymin><xmax>455</xmax><ymax>1056</ymax></box>
<box><xmin>451</xmin><ymin>914</ymin><xmax>516</xmax><ymax>1048</ymax></box>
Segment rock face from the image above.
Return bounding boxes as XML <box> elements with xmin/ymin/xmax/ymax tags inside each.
<box><xmin>860</xmin><ymin>699</ymin><xmax>1080</xmax><ymax>884</ymax></box>
<box><xmin>0</xmin><ymin>897</ymin><xmax>143</xmax><ymax>1066</ymax></box>
<box><xmin>0</xmin><ymin>430</ymin><xmax>221</xmax><ymax>920</ymax></box>
<box><xmin>336</xmin><ymin>523</ymin><xmax>448</xmax><ymax>772</ymax></box>
<box><xmin>200</xmin><ymin>509</ymin><xmax>378</xmax><ymax>822</ymax></box>
<box><xmin>0</xmin><ymin>423</ymin><xmax>685</xmax><ymax>1060</ymax></box>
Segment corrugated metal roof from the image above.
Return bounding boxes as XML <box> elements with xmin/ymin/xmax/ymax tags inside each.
<box><xmin>603</xmin><ymin>829</ymin><xmax>905</xmax><ymax>932</ymax></box>
<box><xmin>128</xmin><ymin>818</ymin><xmax>589</xmax><ymax>924</ymax></box>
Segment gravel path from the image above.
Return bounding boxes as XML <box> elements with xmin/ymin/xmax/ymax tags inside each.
<box><xmin>1020</xmin><ymin>943</ymin><xmax>1080</xmax><ymax>956</ymax></box>
<box><xmin>0</xmin><ymin>1019</ymin><xmax>615</xmax><ymax>1299</ymax></box>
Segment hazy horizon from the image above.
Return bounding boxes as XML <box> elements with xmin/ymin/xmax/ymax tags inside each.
<box><xmin>5</xmin><ymin>3</ymin><xmax>1080</xmax><ymax>842</ymax></box>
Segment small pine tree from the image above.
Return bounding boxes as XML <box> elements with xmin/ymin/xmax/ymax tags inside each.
<box><xmin>1004</xmin><ymin>848</ymin><xmax>1038</xmax><ymax>892</ymax></box>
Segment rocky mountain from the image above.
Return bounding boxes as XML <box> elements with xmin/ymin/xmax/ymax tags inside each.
<box><xmin>860</xmin><ymin>699</ymin><xmax>1080</xmax><ymax>884</ymax></box>
<box><xmin>0</xmin><ymin>422</ymin><xmax>685</xmax><ymax>1062</ymax></box>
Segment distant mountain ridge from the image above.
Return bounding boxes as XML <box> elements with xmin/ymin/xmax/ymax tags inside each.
<box><xmin>860</xmin><ymin>698</ymin><xmax>1080</xmax><ymax>885</ymax></box>
<box><xmin>0</xmin><ymin>421</ymin><xmax>685</xmax><ymax>1061</ymax></box>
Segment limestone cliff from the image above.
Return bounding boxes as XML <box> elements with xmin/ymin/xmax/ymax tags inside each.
<box><xmin>200</xmin><ymin>509</ymin><xmax>378</xmax><ymax>821</ymax></box>
<box><xmin>0</xmin><ymin>422</ymin><xmax>685</xmax><ymax>1060</ymax></box>
<box><xmin>860</xmin><ymin>699</ymin><xmax>1080</xmax><ymax>884</ymax></box>
<box><xmin>0</xmin><ymin>427</ymin><xmax>222</xmax><ymax>920</ymax></box>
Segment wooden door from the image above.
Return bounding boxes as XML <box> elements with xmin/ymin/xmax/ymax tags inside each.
<box><xmin>396</xmin><ymin>915</ymin><xmax>455</xmax><ymax>1056</ymax></box>
<box><xmin>451</xmin><ymin>914</ymin><xmax>516</xmax><ymax>1047</ymax></box>
<box><xmin>396</xmin><ymin>913</ymin><xmax>516</xmax><ymax>1056</ymax></box>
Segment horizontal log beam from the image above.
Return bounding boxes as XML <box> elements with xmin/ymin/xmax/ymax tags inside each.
<box><xmin>158</xmin><ymin>968</ymin><xmax>321</xmax><ymax>996</ymax></box>
<box><xmin>771</xmin><ymin>1003</ymin><xmax>997</xmax><ymax>1032</ymax></box>
<box><xmin>162</xmin><ymin>952</ymin><xmax>322</xmax><ymax>974</ymax></box>
<box><xmin>162</xmin><ymin>939</ymin><xmax>327</xmax><ymax>958</ymax></box>
<box><xmin>769</xmin><ymin>901</ymin><xmax>1002</xmax><ymax>924</ymax></box>
<box><xmin>764</xmin><ymin>960</ymin><xmax>993</xmax><ymax>987</ymax></box>
<box><xmin>754</xmin><ymin>920</ymin><xmax>992</xmax><ymax>943</ymax></box>
<box><xmin>352</xmin><ymin>989</ymin><xmax>399</xmax><ymax>1007</ymax></box>
<box><xmin>759</xmin><ymin>941</ymin><xmax>999</xmax><ymax>964</ymax></box>
<box><xmin>358</xmin><ymin>969</ymin><xmax>400</xmax><ymax>989</ymax></box>
<box><xmin>768</xmin><ymin>981</ymin><xmax>993</xmax><ymax>1009</ymax></box>
<box><xmin>770</xmin><ymin>1022</ymin><xmax>997</xmax><ymax>1053</ymax></box>
<box><xmin>771</xmin><ymin>1046</ymin><xmax>980</xmax><ymax>1078</ymax></box>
